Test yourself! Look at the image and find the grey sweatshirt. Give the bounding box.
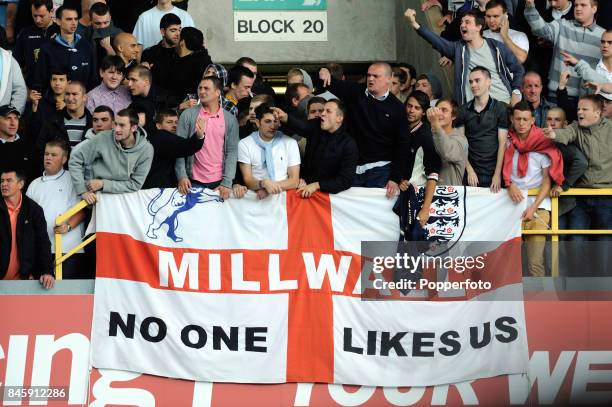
[0,48,27,113]
[553,118,612,188]
[432,127,469,186]
[69,127,154,195]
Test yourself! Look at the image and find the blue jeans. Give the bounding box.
[352,164,391,188]
[564,196,612,276]
[568,196,612,241]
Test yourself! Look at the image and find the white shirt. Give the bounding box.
[0,134,19,143]
[238,134,301,181]
[595,60,612,99]
[596,60,612,81]
[133,6,195,49]
[408,147,426,187]
[510,151,551,211]
[26,170,85,254]
[552,1,573,20]
[483,29,530,53]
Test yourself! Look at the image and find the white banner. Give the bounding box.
[90,187,529,386]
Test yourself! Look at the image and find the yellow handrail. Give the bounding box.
[52,188,612,280]
[54,200,96,280]
[525,188,612,277]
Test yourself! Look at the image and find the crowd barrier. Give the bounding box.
[53,188,612,280]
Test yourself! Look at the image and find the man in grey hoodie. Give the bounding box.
[69,108,154,204]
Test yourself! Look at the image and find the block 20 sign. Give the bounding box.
[233,0,328,42]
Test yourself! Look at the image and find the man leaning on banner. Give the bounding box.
[238,103,300,200]
[503,101,564,277]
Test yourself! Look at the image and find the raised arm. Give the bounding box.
[543,123,580,145]
[404,8,457,59]
[524,0,559,43]
[272,106,320,139]
[318,67,362,101]
[499,15,528,64]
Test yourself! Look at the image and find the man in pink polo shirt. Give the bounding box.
[175,76,239,199]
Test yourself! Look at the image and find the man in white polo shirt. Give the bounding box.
[133,0,194,50]
[26,139,87,279]
[238,104,300,200]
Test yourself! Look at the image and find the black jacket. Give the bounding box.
[143,129,205,189]
[285,115,358,194]
[0,136,31,176]
[24,91,62,142]
[36,108,93,150]
[557,143,588,216]
[163,49,213,100]
[13,23,60,87]
[556,87,577,123]
[405,122,442,181]
[34,109,93,174]
[326,77,410,183]
[0,195,53,279]
[141,41,178,91]
[132,85,179,124]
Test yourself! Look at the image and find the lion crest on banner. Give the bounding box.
[146,188,222,242]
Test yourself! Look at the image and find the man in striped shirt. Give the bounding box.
[35,81,92,174]
[524,0,604,102]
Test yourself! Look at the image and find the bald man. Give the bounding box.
[319,62,410,197]
[113,32,139,71]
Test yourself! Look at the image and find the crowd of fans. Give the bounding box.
[0,0,610,288]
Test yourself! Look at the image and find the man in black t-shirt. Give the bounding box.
[455,66,509,191]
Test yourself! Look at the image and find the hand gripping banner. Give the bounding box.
[90,187,529,386]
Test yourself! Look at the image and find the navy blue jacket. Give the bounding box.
[326,78,411,183]
[33,34,96,91]
[416,26,524,104]
[13,23,60,87]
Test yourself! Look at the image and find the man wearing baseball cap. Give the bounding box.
[0,105,30,176]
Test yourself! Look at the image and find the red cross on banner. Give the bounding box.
[91,187,529,387]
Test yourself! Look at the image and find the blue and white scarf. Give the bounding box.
[249,131,284,181]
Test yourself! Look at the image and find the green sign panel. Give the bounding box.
[233,0,327,11]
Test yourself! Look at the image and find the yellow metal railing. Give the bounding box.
[54,200,96,280]
[53,188,612,279]
[523,188,612,277]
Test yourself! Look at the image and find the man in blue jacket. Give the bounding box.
[404,7,523,106]
[13,0,59,87]
[33,5,96,92]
